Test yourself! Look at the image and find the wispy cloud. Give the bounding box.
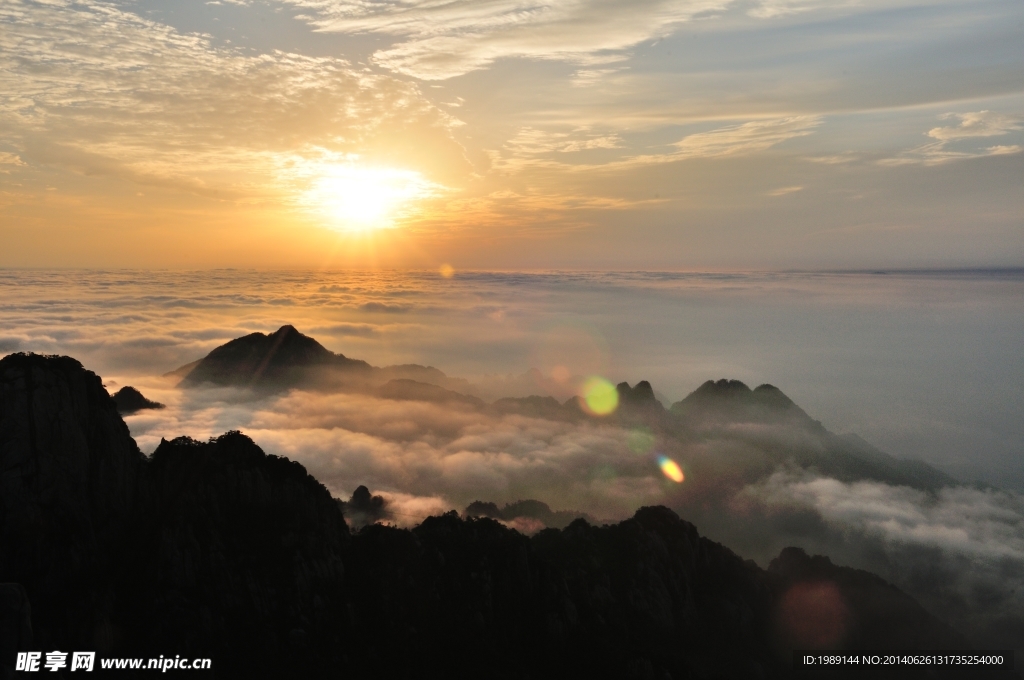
[0,0,462,197]
[927,111,1022,141]
[281,0,734,79]
[488,116,821,178]
[671,116,820,159]
[766,186,803,196]
[882,111,1023,165]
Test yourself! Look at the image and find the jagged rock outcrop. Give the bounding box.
[616,380,663,410]
[111,386,164,414]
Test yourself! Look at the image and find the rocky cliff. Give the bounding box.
[0,354,146,654]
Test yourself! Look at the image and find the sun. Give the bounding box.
[304,165,434,232]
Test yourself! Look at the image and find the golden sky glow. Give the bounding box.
[0,0,1022,267]
[302,164,438,232]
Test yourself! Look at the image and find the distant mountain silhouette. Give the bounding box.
[173,324,960,495]
[672,379,810,424]
[111,385,164,414]
[617,379,663,409]
[178,324,371,389]
[172,325,476,396]
[338,484,390,529]
[1,353,995,679]
[664,378,958,491]
[377,378,485,406]
[465,499,595,529]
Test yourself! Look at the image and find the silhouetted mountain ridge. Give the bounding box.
[0,353,992,679]
[174,325,477,396]
[179,324,370,389]
[465,499,596,529]
[671,379,810,424]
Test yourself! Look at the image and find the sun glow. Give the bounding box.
[304,165,434,232]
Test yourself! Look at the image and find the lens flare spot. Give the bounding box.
[439,264,455,278]
[581,376,619,415]
[775,581,848,648]
[657,455,685,483]
[628,427,655,454]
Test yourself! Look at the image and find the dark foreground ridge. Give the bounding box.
[0,354,1001,679]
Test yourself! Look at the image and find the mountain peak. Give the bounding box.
[271,324,298,336]
[615,380,663,411]
[112,386,165,414]
[671,377,808,422]
[179,324,366,389]
[694,378,752,395]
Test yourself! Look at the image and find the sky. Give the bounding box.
[2,0,1023,268]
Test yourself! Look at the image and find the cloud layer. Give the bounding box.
[0,0,463,198]
[3,268,1022,492]
[284,0,732,79]
[881,111,1023,165]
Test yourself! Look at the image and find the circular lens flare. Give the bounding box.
[628,427,655,454]
[581,376,619,415]
[657,455,685,483]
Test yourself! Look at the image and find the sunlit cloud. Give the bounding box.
[765,186,804,196]
[282,0,734,80]
[927,111,1022,141]
[671,116,821,159]
[881,111,1024,165]
[0,0,461,214]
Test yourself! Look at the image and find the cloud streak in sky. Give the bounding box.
[284,0,733,79]
[882,111,1024,165]
[0,0,463,195]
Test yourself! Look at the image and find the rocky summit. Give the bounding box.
[0,353,1001,679]
[111,386,164,414]
[177,324,371,390]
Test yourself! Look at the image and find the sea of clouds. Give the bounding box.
[3,268,1024,646]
